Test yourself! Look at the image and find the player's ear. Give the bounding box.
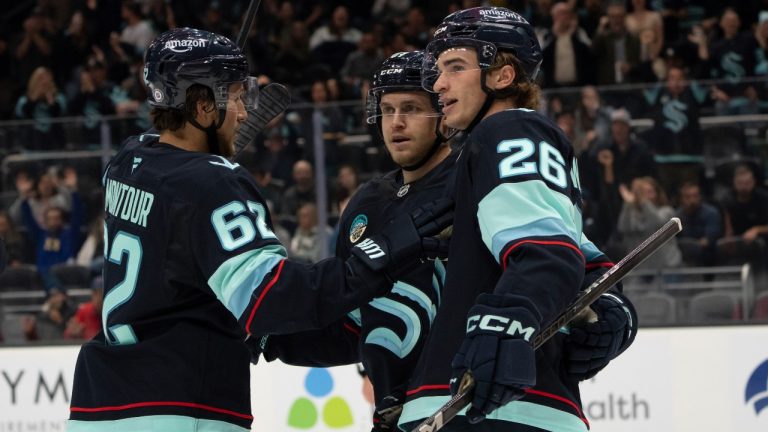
[195,99,217,126]
[490,64,516,91]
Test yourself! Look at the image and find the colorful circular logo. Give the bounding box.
[349,215,368,244]
[287,368,354,429]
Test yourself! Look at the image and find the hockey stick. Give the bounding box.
[411,217,683,432]
[230,0,292,159]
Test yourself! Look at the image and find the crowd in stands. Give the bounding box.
[3,0,768,341]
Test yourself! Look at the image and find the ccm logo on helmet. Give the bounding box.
[164,39,208,53]
[467,314,535,341]
[380,68,403,76]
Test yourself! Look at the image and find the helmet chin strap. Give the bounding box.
[464,69,496,133]
[188,108,228,156]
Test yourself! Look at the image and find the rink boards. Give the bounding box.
[0,325,766,431]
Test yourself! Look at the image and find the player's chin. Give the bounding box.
[442,113,466,131]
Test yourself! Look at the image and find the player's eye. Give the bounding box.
[448,64,465,73]
[381,106,395,115]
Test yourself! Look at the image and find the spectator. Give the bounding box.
[11,170,74,226]
[0,211,31,266]
[335,164,360,214]
[309,5,362,70]
[625,0,665,79]
[11,7,54,87]
[539,1,594,88]
[580,108,655,247]
[617,176,682,271]
[577,0,606,39]
[64,286,103,340]
[643,65,708,155]
[399,7,430,48]
[69,59,117,144]
[754,11,768,75]
[340,32,383,91]
[573,85,611,155]
[29,289,75,341]
[20,186,83,291]
[119,1,156,54]
[372,0,412,23]
[53,10,93,89]
[13,66,67,150]
[676,181,722,265]
[592,2,643,85]
[309,5,362,50]
[273,21,312,85]
[290,202,333,263]
[722,165,768,242]
[302,80,346,171]
[697,8,757,90]
[282,160,317,219]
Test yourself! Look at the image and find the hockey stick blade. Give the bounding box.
[410,217,682,432]
[233,83,291,159]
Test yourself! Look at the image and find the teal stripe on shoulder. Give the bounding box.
[68,415,250,432]
[478,180,582,262]
[579,233,606,262]
[398,397,587,432]
[208,244,287,319]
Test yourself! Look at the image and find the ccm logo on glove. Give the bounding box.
[466,314,536,342]
[355,238,386,259]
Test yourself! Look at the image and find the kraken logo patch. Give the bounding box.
[349,214,368,243]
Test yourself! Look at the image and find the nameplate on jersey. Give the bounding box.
[105,178,155,228]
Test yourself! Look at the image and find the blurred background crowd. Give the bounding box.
[2,0,768,343]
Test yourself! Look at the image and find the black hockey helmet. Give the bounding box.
[366,51,439,124]
[143,27,255,112]
[422,7,542,92]
[366,51,454,172]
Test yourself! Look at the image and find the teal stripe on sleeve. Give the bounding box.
[208,244,287,319]
[579,232,605,262]
[477,180,582,262]
[68,415,250,432]
[398,397,587,432]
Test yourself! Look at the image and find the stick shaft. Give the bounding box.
[411,218,682,432]
[237,0,261,50]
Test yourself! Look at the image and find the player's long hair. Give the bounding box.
[489,51,541,111]
[150,84,216,132]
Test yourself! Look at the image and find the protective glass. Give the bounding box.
[221,76,259,112]
[421,38,497,93]
[365,87,441,125]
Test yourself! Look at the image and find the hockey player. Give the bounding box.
[394,7,637,431]
[67,28,452,432]
[255,50,457,430]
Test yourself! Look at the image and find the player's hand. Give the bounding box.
[450,293,540,424]
[349,197,453,276]
[564,292,637,381]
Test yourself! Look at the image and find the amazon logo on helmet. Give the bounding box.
[143,27,248,110]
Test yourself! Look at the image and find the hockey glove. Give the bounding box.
[565,292,637,381]
[349,197,453,278]
[451,293,541,424]
[371,392,404,431]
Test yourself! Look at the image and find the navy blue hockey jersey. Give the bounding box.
[69,134,392,431]
[266,150,458,411]
[399,109,612,431]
